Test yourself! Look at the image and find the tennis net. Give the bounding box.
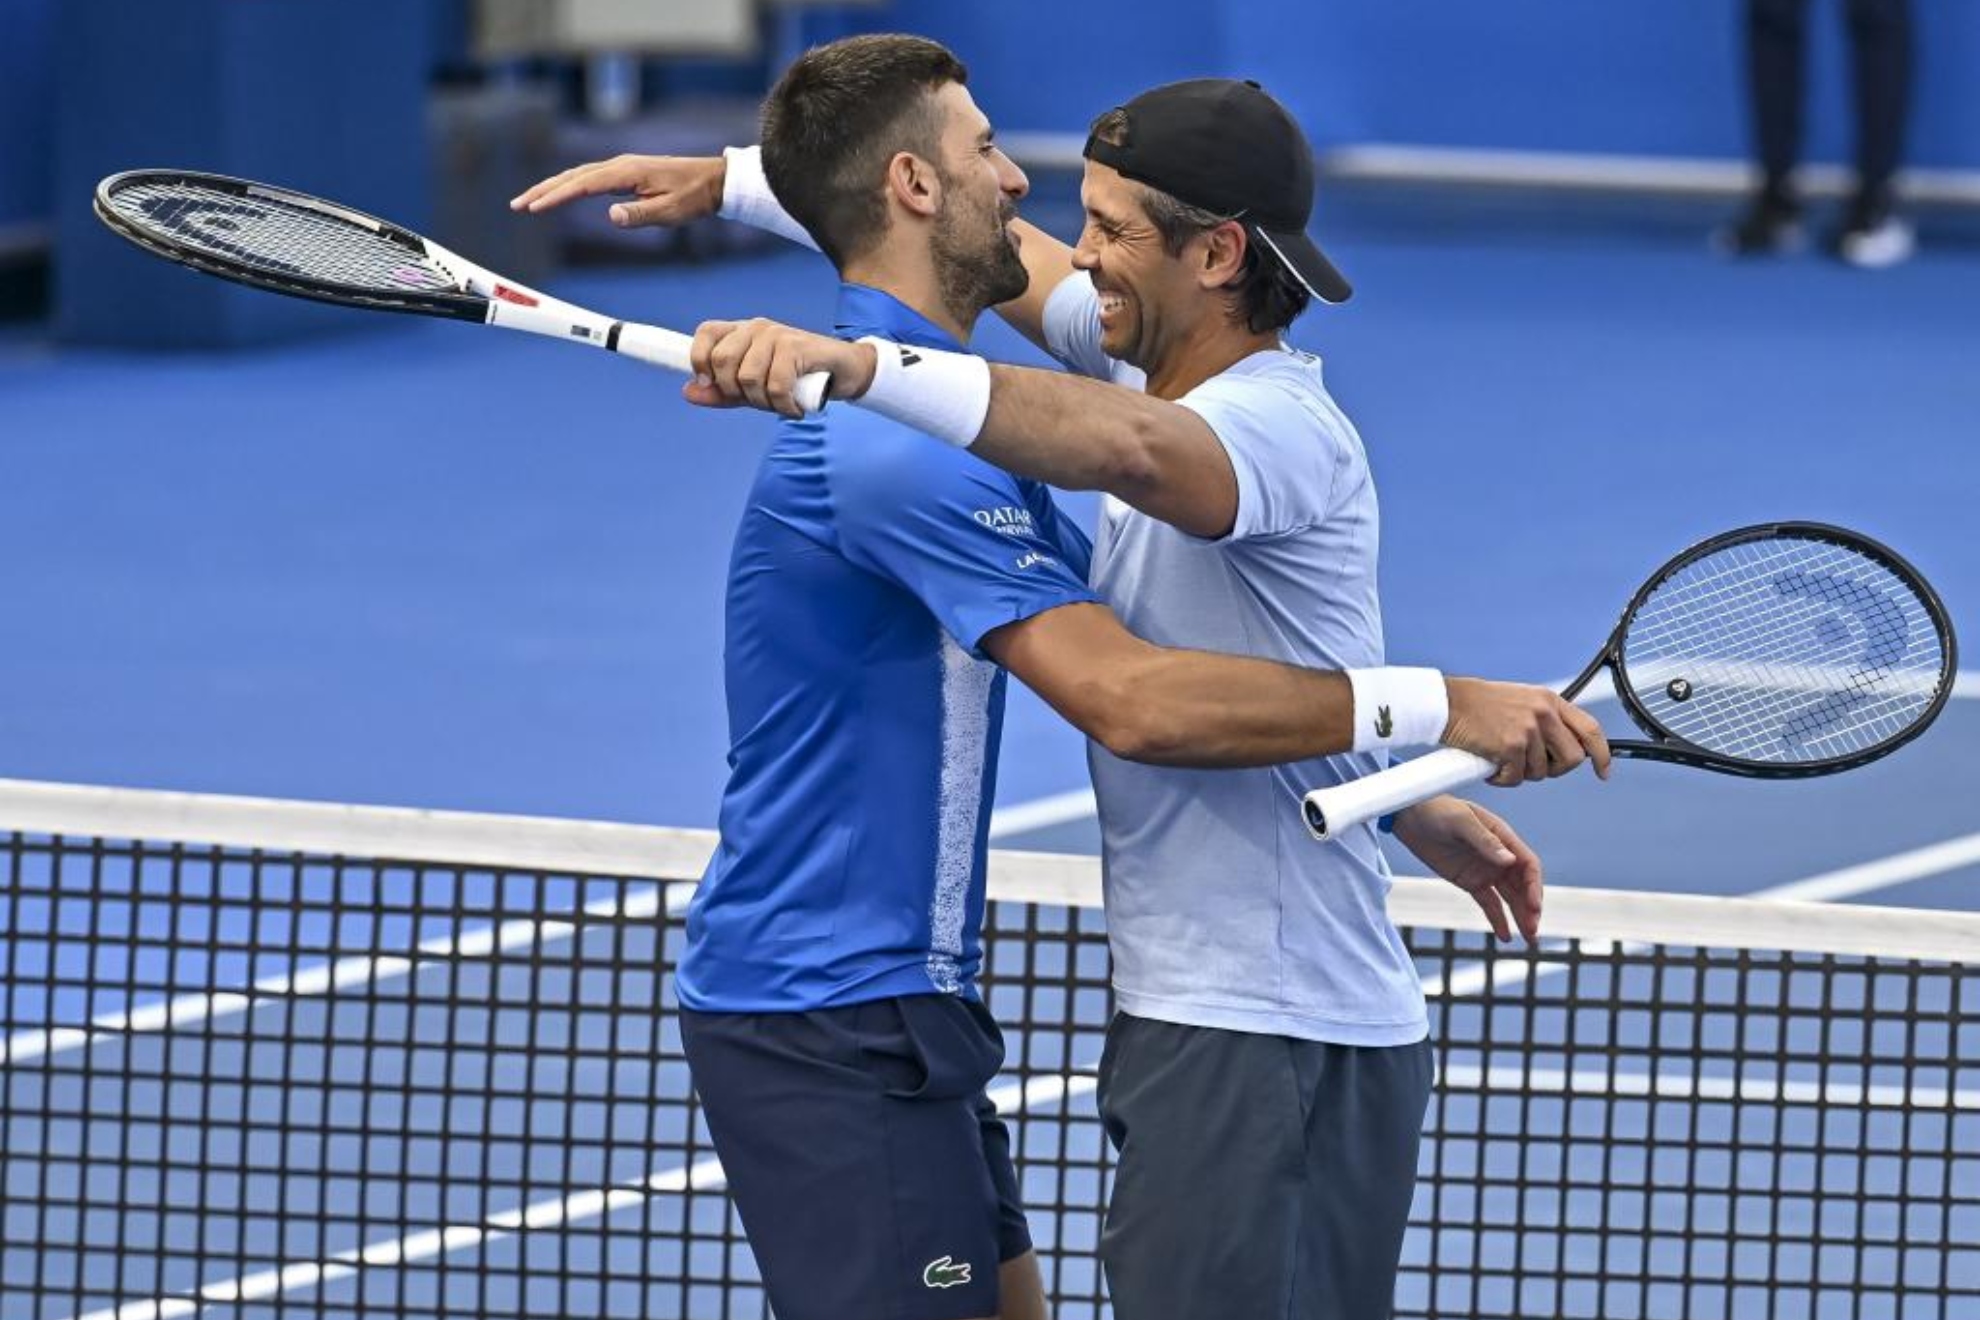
[1,778,1974,1320]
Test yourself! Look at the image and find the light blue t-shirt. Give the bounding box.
[676,284,1098,1013]
[1044,272,1428,1046]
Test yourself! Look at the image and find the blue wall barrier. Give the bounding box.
[881,0,1978,170]
[54,0,432,347]
[0,0,55,233]
[15,1,1979,296]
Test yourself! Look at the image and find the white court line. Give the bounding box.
[68,1146,735,1320]
[1427,830,1980,999]
[1438,1063,1977,1112]
[1427,828,1980,999]
[1759,830,1980,903]
[1563,666,1976,704]
[988,787,1096,839]
[0,883,690,1068]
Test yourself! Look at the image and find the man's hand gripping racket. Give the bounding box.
[92,169,833,414]
[1306,522,1958,841]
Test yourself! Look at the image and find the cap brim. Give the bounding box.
[1251,225,1352,305]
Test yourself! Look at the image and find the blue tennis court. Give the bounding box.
[4,7,1978,1317]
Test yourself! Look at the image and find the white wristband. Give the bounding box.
[718,145,821,252]
[1346,667,1449,752]
[854,338,992,448]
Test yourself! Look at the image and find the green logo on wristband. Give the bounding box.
[1374,705,1394,739]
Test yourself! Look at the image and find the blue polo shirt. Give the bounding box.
[676,285,1098,1012]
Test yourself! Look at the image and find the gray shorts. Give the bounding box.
[1097,1013,1434,1320]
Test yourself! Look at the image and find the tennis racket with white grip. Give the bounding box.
[94,169,830,413]
[1303,522,1957,841]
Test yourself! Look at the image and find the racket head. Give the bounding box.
[94,170,486,322]
[1603,522,1956,777]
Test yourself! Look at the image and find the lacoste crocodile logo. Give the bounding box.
[923,1256,972,1289]
[1374,705,1394,739]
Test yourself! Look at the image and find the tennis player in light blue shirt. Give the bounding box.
[1039,279,1428,1044]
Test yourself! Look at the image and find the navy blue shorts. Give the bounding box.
[680,994,1032,1320]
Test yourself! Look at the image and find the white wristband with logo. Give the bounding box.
[718,146,822,252]
[854,338,992,448]
[1346,667,1449,752]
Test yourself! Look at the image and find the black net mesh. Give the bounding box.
[1,823,1973,1320]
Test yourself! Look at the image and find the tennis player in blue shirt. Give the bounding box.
[517,34,1606,1320]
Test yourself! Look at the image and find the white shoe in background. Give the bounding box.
[1834,194,1917,269]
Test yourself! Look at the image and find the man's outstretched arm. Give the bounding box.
[510,149,822,250]
[981,601,1610,786]
[993,597,1561,934]
[992,218,1079,352]
[689,319,1250,538]
[514,155,1188,527]
[511,153,732,231]
[509,147,1079,348]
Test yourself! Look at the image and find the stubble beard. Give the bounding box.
[932,191,1029,330]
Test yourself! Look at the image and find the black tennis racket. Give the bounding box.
[94,169,828,411]
[1304,522,1957,840]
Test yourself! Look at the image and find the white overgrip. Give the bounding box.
[1301,747,1497,842]
[607,321,693,372]
[613,321,830,415]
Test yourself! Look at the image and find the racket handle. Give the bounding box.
[1301,747,1496,842]
[791,371,830,415]
[612,322,830,416]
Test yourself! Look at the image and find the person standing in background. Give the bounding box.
[1717,0,1915,267]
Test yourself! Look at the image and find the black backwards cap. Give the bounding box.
[1082,78,1351,304]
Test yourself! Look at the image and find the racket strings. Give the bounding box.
[1626,543,1941,759]
[1638,577,1930,708]
[103,181,456,295]
[1620,537,1946,764]
[1630,559,1936,757]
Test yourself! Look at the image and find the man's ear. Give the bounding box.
[1198,220,1249,290]
[885,151,942,220]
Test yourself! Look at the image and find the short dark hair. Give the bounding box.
[1087,108,1311,334]
[760,35,969,266]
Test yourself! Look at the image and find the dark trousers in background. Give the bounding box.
[1748,0,1913,196]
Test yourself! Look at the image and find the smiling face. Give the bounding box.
[1072,160,1217,372]
[925,81,1031,322]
